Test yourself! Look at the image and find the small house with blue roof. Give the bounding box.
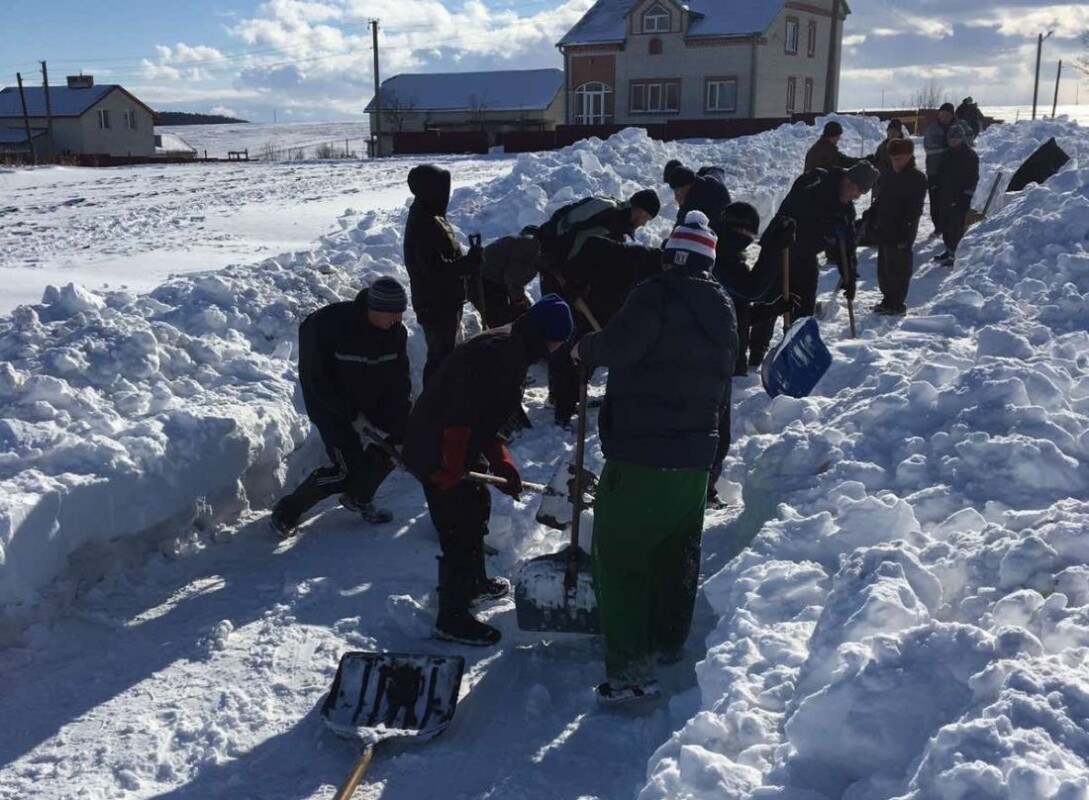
[557,0,850,124]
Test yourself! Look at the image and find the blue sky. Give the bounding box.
[3,0,1087,122]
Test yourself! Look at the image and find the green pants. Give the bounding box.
[591,460,707,683]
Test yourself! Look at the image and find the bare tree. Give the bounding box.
[911,79,948,109]
[467,93,491,131]
[381,89,417,132]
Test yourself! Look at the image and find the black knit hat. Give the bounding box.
[846,161,879,193]
[629,189,661,218]
[721,202,761,238]
[823,121,844,137]
[887,118,904,131]
[366,276,408,313]
[939,102,955,114]
[667,166,696,189]
[663,159,683,183]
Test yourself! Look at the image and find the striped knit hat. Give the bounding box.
[366,276,408,313]
[663,210,718,271]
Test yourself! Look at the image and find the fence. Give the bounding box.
[391,131,490,155]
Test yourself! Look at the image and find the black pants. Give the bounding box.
[470,278,525,330]
[941,203,969,256]
[419,307,462,385]
[424,470,491,615]
[733,298,752,373]
[709,401,733,489]
[749,250,820,359]
[927,176,942,230]
[877,244,913,308]
[277,420,393,524]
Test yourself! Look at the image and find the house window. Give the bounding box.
[629,80,680,113]
[649,37,663,55]
[97,109,111,129]
[785,17,799,55]
[786,77,797,112]
[705,79,738,113]
[575,82,613,124]
[808,21,818,57]
[643,3,670,33]
[804,78,814,112]
[124,110,138,130]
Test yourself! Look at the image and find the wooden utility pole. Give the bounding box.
[371,18,383,158]
[41,61,55,162]
[16,72,37,165]
[1052,60,1063,118]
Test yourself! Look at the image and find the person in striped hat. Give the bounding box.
[269,276,411,538]
[572,211,737,705]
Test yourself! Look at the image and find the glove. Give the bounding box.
[429,426,471,490]
[764,293,803,318]
[510,292,532,315]
[777,217,797,249]
[484,440,522,498]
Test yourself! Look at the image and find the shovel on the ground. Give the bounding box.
[322,651,466,799]
[515,368,601,634]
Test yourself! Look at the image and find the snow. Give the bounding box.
[156,121,372,160]
[1,112,1088,799]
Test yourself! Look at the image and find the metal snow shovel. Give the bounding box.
[965,171,1004,229]
[515,368,601,634]
[322,651,466,799]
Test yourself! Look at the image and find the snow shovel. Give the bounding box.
[322,651,465,799]
[515,367,601,634]
[838,238,857,339]
[760,316,833,399]
[965,171,1003,229]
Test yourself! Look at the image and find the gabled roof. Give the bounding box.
[364,69,565,113]
[558,0,788,47]
[0,85,154,119]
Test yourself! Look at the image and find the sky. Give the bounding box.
[3,0,1088,123]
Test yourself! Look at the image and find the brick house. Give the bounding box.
[557,0,850,125]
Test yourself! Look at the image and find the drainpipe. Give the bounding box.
[749,36,758,117]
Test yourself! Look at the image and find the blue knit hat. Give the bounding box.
[526,294,574,343]
[366,277,408,313]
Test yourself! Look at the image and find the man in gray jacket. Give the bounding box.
[572,210,737,705]
[923,103,956,232]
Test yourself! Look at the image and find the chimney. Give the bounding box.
[66,75,94,89]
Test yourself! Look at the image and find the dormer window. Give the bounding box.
[643,4,670,34]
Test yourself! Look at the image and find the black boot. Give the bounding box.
[467,540,511,607]
[433,556,501,646]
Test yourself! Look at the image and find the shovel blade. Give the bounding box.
[761,317,832,399]
[535,462,598,531]
[514,546,601,634]
[321,652,466,744]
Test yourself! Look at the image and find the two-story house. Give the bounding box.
[557,0,849,125]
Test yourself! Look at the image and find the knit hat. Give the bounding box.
[823,121,844,137]
[663,159,683,183]
[947,123,969,141]
[721,201,761,239]
[939,102,955,114]
[526,294,574,343]
[663,210,718,271]
[366,277,408,313]
[888,138,915,157]
[629,189,661,218]
[846,161,879,193]
[887,118,904,132]
[666,165,696,189]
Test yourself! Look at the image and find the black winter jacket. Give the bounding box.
[481,233,542,296]
[298,289,411,440]
[403,165,470,319]
[804,137,860,173]
[937,145,980,209]
[537,197,635,266]
[401,316,548,478]
[763,168,857,258]
[871,165,927,246]
[712,230,780,302]
[677,167,732,225]
[578,264,737,470]
[561,236,662,327]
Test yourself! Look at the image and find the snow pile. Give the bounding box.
[640,117,1089,799]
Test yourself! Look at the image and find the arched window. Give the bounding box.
[649,37,663,55]
[574,82,613,124]
[642,4,670,34]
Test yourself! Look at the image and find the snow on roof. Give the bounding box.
[155,132,197,154]
[558,0,785,47]
[364,69,564,113]
[0,85,148,119]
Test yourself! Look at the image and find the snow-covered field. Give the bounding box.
[1,115,1088,799]
[156,121,372,160]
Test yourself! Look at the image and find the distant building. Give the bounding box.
[364,68,566,154]
[557,0,849,124]
[154,132,197,159]
[0,76,156,158]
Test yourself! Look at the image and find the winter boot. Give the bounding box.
[748,348,766,368]
[595,679,662,706]
[339,494,393,524]
[433,556,501,646]
[269,499,300,539]
[467,540,511,606]
[733,357,749,377]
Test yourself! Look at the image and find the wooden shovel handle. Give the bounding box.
[333,745,375,800]
[467,471,547,494]
[838,238,857,339]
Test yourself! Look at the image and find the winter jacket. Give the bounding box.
[481,233,542,296]
[712,229,779,302]
[577,264,738,470]
[923,119,952,175]
[763,168,857,258]
[298,289,411,441]
[869,139,894,199]
[562,236,662,328]
[936,145,980,210]
[401,315,548,478]
[956,103,982,136]
[870,164,928,246]
[403,164,471,319]
[536,197,635,266]
[803,136,860,173]
[676,167,732,226]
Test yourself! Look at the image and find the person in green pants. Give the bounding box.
[573,210,738,704]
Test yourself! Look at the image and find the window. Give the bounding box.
[97,109,111,129]
[808,21,818,57]
[643,3,670,33]
[804,78,814,112]
[575,82,613,124]
[786,77,797,113]
[124,110,138,130]
[629,80,680,113]
[705,79,738,112]
[649,37,663,55]
[785,18,799,55]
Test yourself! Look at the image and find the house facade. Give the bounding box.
[0,76,156,158]
[364,68,565,155]
[557,0,849,125]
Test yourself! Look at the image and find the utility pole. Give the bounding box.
[1052,60,1063,118]
[16,72,36,166]
[41,61,54,162]
[1032,31,1053,120]
[371,18,383,158]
